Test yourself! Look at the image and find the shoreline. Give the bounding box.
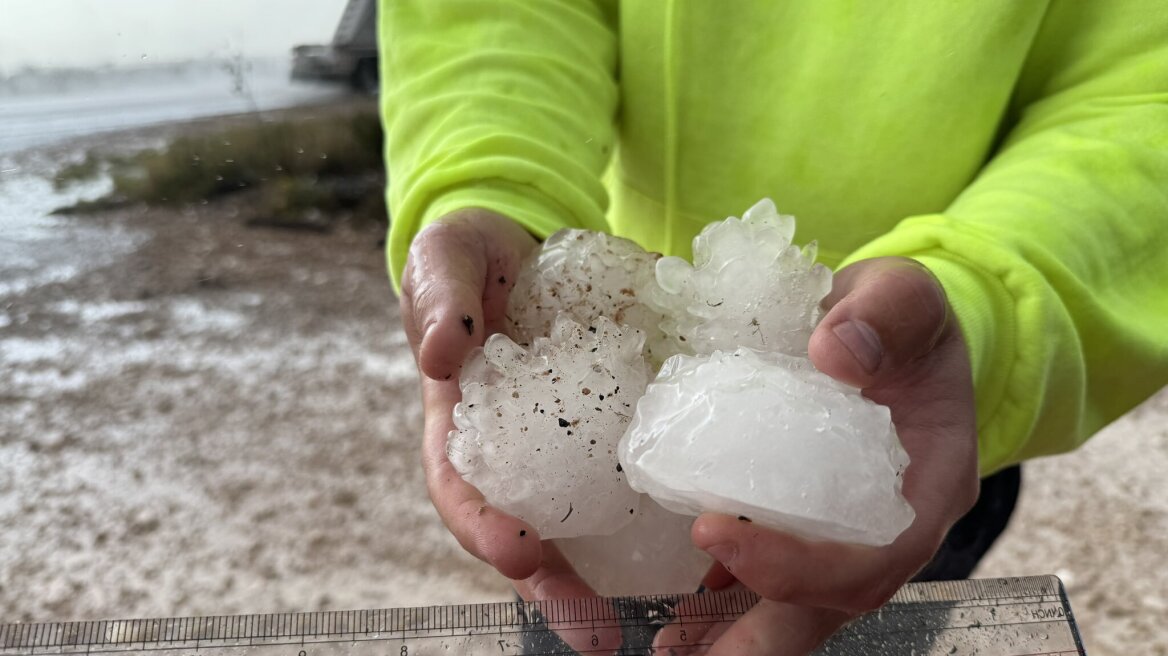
[1,98,376,166]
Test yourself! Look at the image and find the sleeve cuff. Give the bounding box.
[841,216,1024,476]
[387,180,593,294]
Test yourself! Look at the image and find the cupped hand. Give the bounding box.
[401,210,619,650]
[666,257,981,654]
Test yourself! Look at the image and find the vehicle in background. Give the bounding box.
[291,0,378,94]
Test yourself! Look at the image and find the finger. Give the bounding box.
[400,211,535,381]
[512,541,597,601]
[690,512,940,614]
[701,561,737,591]
[401,221,490,381]
[513,544,623,655]
[809,257,951,389]
[421,376,543,580]
[651,583,747,653]
[707,601,851,656]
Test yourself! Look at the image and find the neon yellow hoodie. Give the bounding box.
[380,1,1168,476]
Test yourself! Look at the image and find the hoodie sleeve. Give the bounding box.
[379,0,619,292]
[844,1,1168,475]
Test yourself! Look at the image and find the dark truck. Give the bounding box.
[291,0,379,94]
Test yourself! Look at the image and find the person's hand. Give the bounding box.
[401,209,623,651]
[659,256,981,654]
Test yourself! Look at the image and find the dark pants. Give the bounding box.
[912,464,1022,581]
[522,465,1022,652]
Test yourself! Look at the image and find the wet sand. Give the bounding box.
[0,127,1165,655]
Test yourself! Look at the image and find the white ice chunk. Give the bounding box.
[507,229,673,365]
[556,496,712,596]
[619,348,914,546]
[644,198,833,357]
[450,315,649,539]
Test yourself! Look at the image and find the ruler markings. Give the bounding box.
[879,596,1062,613]
[0,623,1082,656]
[836,617,1076,640]
[4,596,1065,647]
[0,577,1080,656]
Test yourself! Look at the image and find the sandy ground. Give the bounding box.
[1,126,1165,654]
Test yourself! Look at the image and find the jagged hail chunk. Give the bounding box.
[449,315,649,539]
[618,347,915,546]
[644,199,833,357]
[506,229,672,365]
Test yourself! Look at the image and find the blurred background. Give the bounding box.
[0,2,1164,655]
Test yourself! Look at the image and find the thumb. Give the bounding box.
[808,257,951,389]
[400,220,489,382]
[400,210,535,382]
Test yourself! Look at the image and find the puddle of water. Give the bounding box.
[0,167,145,302]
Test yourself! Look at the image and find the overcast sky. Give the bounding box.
[0,0,350,73]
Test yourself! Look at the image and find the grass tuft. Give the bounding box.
[53,108,386,228]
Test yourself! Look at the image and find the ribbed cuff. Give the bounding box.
[841,216,1022,476]
[387,181,585,293]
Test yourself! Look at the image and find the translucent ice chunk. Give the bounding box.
[507,229,673,365]
[556,496,712,596]
[619,348,914,546]
[450,315,649,539]
[644,199,833,357]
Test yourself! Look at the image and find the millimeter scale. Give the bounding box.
[1,576,1084,655]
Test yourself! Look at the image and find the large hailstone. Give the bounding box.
[506,229,673,365]
[449,315,648,539]
[555,496,712,597]
[644,198,833,357]
[619,348,915,547]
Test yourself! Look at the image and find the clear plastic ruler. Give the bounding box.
[0,575,1084,655]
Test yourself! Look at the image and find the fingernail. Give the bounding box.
[705,543,737,566]
[833,320,882,374]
